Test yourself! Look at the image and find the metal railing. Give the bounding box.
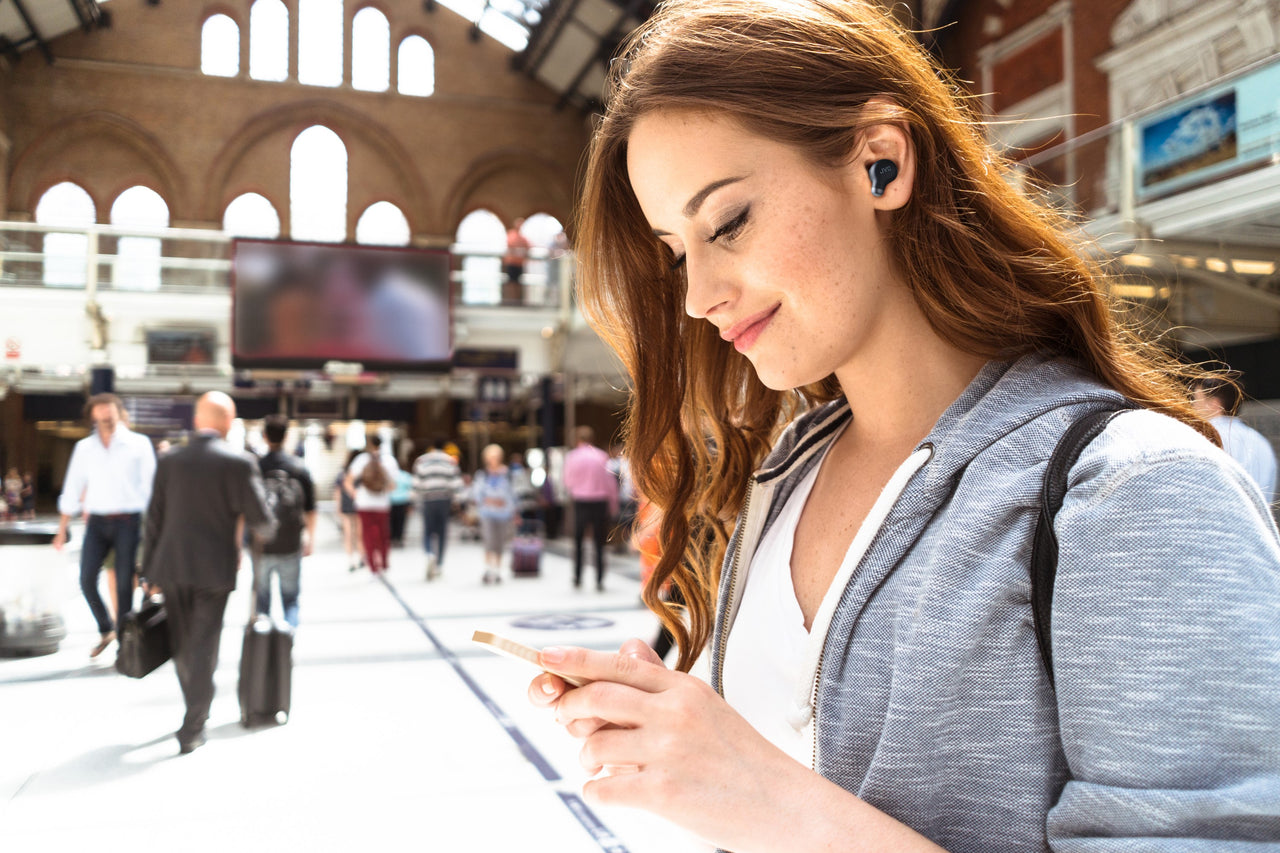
[0,220,573,310]
[1011,53,1280,229]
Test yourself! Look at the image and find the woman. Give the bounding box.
[527,2,1280,850]
[472,443,516,585]
[334,449,364,572]
[344,436,399,574]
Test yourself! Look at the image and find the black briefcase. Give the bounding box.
[116,597,171,678]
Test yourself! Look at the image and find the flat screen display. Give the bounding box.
[232,239,452,371]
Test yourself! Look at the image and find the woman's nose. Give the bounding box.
[683,259,732,320]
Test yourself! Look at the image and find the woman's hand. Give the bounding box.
[526,638,818,851]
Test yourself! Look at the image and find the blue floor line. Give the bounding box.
[377,573,632,853]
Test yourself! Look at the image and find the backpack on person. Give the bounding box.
[260,467,306,548]
[360,453,389,493]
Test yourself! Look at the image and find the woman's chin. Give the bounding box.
[750,361,820,393]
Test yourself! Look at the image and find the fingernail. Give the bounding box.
[541,646,566,663]
[540,680,557,696]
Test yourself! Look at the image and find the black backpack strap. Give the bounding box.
[1031,406,1136,690]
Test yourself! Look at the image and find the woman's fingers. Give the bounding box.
[529,639,664,708]
[578,724,651,775]
[538,644,670,693]
[617,636,664,665]
[555,677,663,729]
[527,671,566,708]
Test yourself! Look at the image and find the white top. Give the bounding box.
[347,451,401,510]
[1211,414,1277,503]
[723,436,933,768]
[57,424,156,516]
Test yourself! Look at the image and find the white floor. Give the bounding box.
[0,516,714,853]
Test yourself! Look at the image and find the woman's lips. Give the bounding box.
[721,304,781,354]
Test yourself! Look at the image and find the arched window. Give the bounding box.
[356,201,410,246]
[35,182,96,288]
[298,0,343,87]
[515,212,565,304]
[110,186,170,291]
[455,209,505,305]
[223,192,281,239]
[201,14,240,77]
[520,213,564,248]
[290,125,347,242]
[397,35,434,97]
[250,0,288,82]
[352,7,390,92]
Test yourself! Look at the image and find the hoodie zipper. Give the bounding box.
[716,473,758,697]
[807,442,933,772]
[810,647,823,770]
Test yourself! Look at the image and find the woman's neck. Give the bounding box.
[835,321,986,450]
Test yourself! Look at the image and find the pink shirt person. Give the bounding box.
[563,433,618,516]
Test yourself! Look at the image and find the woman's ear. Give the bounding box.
[851,112,915,211]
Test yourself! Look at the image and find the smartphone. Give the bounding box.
[471,630,589,687]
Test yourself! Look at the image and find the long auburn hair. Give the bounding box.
[573,0,1218,672]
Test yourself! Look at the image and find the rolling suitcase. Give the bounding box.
[238,614,293,726]
[511,520,543,577]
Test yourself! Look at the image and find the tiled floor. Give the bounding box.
[0,516,713,853]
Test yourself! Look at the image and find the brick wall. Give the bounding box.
[1,0,590,239]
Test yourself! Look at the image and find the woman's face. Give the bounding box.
[626,110,913,391]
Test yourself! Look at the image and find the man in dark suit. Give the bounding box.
[143,392,275,755]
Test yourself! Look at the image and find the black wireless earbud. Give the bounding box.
[868,159,899,197]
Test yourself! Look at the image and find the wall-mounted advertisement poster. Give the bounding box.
[1141,91,1237,188]
[1137,60,1280,199]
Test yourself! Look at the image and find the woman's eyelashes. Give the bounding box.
[708,206,750,245]
[666,206,751,271]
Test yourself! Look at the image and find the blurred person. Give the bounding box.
[143,392,274,755]
[411,435,463,580]
[538,462,564,540]
[388,465,414,547]
[54,393,156,658]
[525,1,1280,849]
[503,217,531,303]
[252,414,316,628]
[334,449,364,572]
[1192,375,1278,503]
[508,452,539,529]
[472,444,516,585]
[606,445,637,553]
[4,466,21,519]
[20,470,35,519]
[344,434,399,574]
[562,426,618,591]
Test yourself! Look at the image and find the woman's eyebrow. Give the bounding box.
[652,175,747,237]
[683,176,746,217]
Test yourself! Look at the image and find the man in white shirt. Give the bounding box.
[1192,376,1278,504]
[53,393,157,657]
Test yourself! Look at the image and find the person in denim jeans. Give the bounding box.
[412,435,462,579]
[53,393,156,658]
[252,415,315,627]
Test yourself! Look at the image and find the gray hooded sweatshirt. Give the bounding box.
[711,355,1280,850]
